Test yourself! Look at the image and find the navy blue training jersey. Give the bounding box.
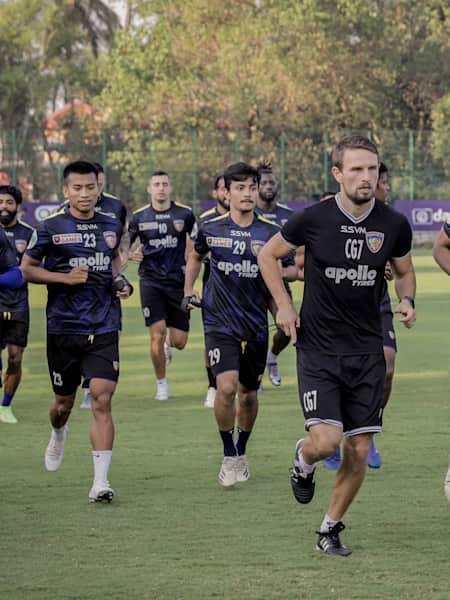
[26,206,122,335]
[281,195,412,354]
[0,220,34,312]
[128,201,196,288]
[0,227,19,273]
[195,213,280,342]
[254,202,293,227]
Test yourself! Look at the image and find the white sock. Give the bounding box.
[295,445,317,476]
[92,450,112,483]
[320,513,338,533]
[157,378,168,385]
[52,425,66,440]
[267,350,277,364]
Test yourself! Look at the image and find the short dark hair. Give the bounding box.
[379,162,388,176]
[331,135,379,170]
[213,174,224,190]
[223,162,259,191]
[150,170,170,179]
[63,161,98,183]
[0,185,23,204]
[93,162,104,174]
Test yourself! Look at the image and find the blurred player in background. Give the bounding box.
[432,220,450,502]
[194,174,229,408]
[22,161,132,503]
[0,185,34,423]
[184,162,280,487]
[254,163,294,387]
[128,171,195,401]
[259,136,416,556]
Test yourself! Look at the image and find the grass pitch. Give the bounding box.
[0,251,449,600]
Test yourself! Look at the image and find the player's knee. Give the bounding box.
[217,380,238,403]
[7,353,22,371]
[344,435,371,465]
[172,338,187,350]
[309,426,342,458]
[91,394,112,414]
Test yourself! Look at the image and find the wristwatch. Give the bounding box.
[402,295,415,309]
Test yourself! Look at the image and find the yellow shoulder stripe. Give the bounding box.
[256,214,278,226]
[174,201,193,211]
[45,208,66,220]
[206,213,228,224]
[18,219,35,230]
[199,207,217,219]
[133,203,151,215]
[276,202,292,211]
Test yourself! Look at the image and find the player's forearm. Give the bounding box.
[394,269,416,300]
[258,253,293,307]
[0,266,24,289]
[21,264,68,285]
[432,245,450,275]
[184,255,203,295]
[118,230,130,271]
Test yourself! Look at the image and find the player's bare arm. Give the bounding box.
[21,255,88,285]
[258,232,299,342]
[128,241,143,263]
[391,254,416,328]
[184,248,206,306]
[432,226,450,275]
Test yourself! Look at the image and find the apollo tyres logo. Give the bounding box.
[325,265,377,286]
[69,252,111,272]
[217,260,259,278]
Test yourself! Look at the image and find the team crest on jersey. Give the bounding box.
[15,239,27,253]
[366,231,384,253]
[173,219,184,232]
[250,240,265,256]
[103,231,117,249]
[52,233,82,245]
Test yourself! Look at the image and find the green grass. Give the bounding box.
[1,251,449,600]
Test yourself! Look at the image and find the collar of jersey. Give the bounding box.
[335,193,375,224]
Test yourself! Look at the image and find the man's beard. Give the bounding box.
[0,209,17,226]
[217,197,229,211]
[345,186,373,206]
[259,191,277,204]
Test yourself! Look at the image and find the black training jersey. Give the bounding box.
[0,220,34,312]
[128,201,195,288]
[26,206,122,335]
[254,202,293,227]
[195,213,279,342]
[0,227,19,273]
[281,195,412,354]
[60,192,127,228]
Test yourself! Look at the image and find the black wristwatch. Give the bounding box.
[402,295,415,309]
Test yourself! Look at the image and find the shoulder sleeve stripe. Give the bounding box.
[102,191,119,200]
[45,208,66,220]
[133,203,151,215]
[206,213,228,223]
[174,201,193,211]
[257,214,280,227]
[199,208,216,219]
[276,202,293,211]
[18,220,35,230]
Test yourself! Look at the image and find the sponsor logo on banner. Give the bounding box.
[173,219,184,232]
[15,239,27,253]
[206,236,232,248]
[139,222,158,231]
[103,231,117,249]
[412,208,433,226]
[250,240,265,256]
[365,231,384,253]
[53,233,83,245]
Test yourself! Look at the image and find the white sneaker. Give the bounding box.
[45,426,68,471]
[267,361,282,386]
[164,342,172,366]
[80,390,92,409]
[235,455,250,482]
[89,480,115,503]
[445,458,450,503]
[155,380,170,401]
[204,387,216,408]
[218,456,237,487]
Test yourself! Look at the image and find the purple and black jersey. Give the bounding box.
[0,221,34,312]
[128,202,195,288]
[281,195,412,355]
[195,213,279,342]
[26,206,122,335]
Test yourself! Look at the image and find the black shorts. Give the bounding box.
[205,332,267,390]
[381,310,397,351]
[0,311,29,348]
[47,331,119,396]
[140,281,190,331]
[296,349,386,436]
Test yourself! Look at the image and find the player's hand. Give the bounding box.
[275,301,300,343]
[394,300,416,328]
[129,244,144,263]
[181,291,202,311]
[114,273,134,299]
[384,262,394,281]
[65,266,89,285]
